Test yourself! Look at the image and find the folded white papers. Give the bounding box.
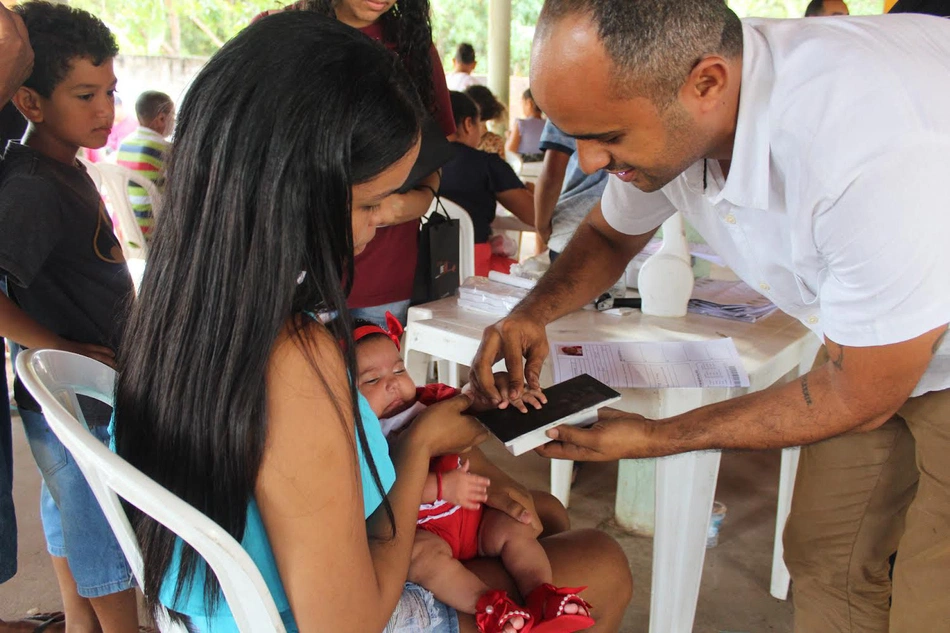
[457,276,529,316]
[687,279,777,323]
[551,339,750,389]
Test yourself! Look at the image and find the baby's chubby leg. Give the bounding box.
[478,507,553,600]
[408,528,491,613]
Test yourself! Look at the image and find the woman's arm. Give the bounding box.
[506,123,521,155]
[257,322,485,633]
[496,187,536,227]
[379,170,440,226]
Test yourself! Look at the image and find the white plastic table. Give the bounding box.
[403,297,819,633]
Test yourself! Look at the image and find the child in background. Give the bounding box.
[354,315,595,633]
[117,90,175,242]
[506,89,545,163]
[465,84,507,159]
[439,91,535,277]
[0,2,138,630]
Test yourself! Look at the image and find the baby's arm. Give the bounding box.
[421,460,489,510]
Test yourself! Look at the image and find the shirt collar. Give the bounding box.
[133,126,168,142]
[712,22,774,211]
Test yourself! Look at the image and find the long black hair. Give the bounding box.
[304,0,437,113]
[113,11,422,618]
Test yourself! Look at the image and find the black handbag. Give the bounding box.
[411,196,460,305]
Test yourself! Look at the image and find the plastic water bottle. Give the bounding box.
[706,500,727,548]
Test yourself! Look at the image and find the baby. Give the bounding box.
[353,314,594,633]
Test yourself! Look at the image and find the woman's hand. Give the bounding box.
[407,394,488,457]
[441,460,490,510]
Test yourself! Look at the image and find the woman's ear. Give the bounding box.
[12,86,43,124]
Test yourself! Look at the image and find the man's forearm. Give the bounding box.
[644,364,896,456]
[516,218,654,324]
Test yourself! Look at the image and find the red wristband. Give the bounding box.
[436,470,443,502]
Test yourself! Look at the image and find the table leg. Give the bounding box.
[549,459,574,508]
[404,347,430,386]
[649,449,722,633]
[770,446,801,600]
[614,458,656,536]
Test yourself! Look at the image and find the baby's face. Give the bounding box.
[356,336,417,418]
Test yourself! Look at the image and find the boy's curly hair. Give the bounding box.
[15,1,118,98]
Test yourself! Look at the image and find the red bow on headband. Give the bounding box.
[353,311,405,351]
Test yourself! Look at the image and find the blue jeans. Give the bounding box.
[0,336,15,584]
[19,408,134,597]
[350,300,411,329]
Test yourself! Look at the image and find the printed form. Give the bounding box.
[550,338,750,389]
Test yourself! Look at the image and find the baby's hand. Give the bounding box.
[463,372,548,413]
[441,460,490,510]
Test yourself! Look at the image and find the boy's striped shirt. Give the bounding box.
[116,126,169,242]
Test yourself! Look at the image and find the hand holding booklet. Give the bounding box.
[475,374,621,456]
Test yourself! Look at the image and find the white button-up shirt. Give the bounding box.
[601,15,950,396]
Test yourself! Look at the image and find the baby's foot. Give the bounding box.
[475,589,533,633]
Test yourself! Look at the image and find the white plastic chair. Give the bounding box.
[15,349,287,633]
[80,159,161,262]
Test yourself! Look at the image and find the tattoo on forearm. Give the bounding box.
[800,376,813,406]
[830,346,844,371]
[933,329,948,355]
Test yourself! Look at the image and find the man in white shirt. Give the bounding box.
[469,1,950,631]
[445,42,479,92]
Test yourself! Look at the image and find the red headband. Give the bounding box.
[353,311,405,351]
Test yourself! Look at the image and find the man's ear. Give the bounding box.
[12,86,44,124]
[464,116,478,135]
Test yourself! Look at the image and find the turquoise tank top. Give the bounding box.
[153,394,395,632]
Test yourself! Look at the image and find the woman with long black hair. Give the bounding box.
[115,12,631,633]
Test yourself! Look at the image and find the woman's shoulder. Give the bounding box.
[268,317,352,417]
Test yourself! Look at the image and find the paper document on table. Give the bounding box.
[550,339,750,388]
[687,278,777,323]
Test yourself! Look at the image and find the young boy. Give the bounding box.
[354,315,594,633]
[438,91,535,277]
[116,90,175,243]
[0,2,139,630]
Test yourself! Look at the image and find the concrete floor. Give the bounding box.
[1,354,795,631]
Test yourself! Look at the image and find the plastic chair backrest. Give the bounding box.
[427,197,475,282]
[15,349,287,633]
[80,159,159,261]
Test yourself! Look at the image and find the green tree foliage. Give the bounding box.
[71,0,281,57]
[72,0,884,60]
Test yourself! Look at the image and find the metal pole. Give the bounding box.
[487,0,511,134]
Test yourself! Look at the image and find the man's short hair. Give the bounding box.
[135,91,173,125]
[537,0,743,107]
[804,0,826,16]
[455,42,476,65]
[15,1,118,98]
[449,90,479,128]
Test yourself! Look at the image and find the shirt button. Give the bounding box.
[724,214,737,224]
[759,282,771,291]
[807,315,819,324]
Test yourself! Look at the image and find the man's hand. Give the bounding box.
[441,460,490,510]
[464,372,548,413]
[0,4,33,105]
[485,479,543,536]
[535,408,662,461]
[470,312,550,406]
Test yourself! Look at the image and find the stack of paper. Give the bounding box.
[457,277,529,316]
[687,279,777,323]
